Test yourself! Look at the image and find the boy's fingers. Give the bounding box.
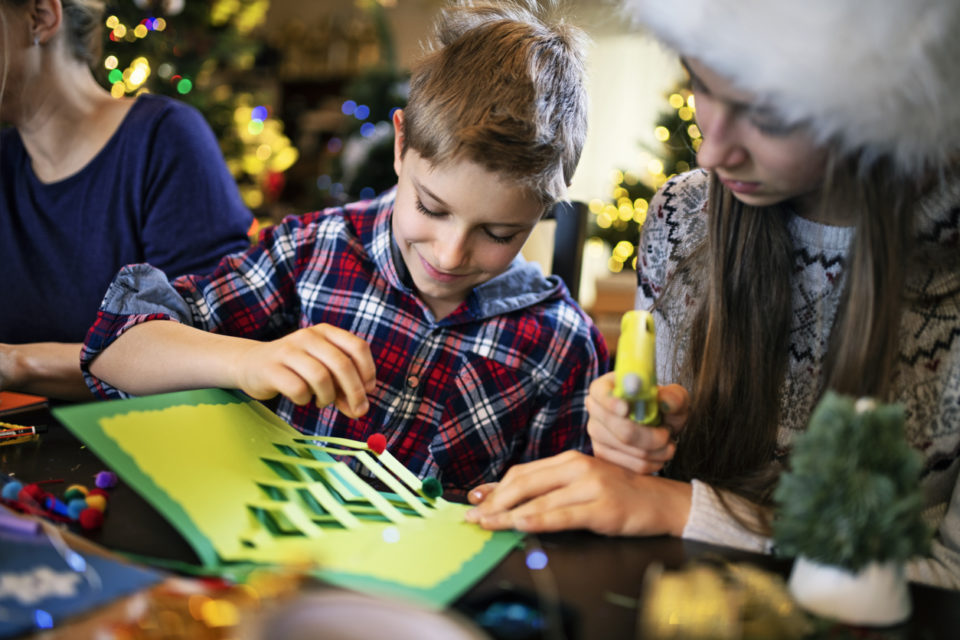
[273,364,316,406]
[333,395,367,418]
[316,325,378,389]
[280,350,336,406]
[246,362,299,402]
[299,335,371,414]
[313,329,377,407]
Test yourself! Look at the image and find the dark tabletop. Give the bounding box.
[3,405,958,640]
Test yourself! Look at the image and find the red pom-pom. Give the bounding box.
[366,433,387,455]
[88,488,109,498]
[78,507,104,530]
[19,483,48,505]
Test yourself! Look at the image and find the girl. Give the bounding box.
[467,0,960,589]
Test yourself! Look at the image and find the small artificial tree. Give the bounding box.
[773,391,930,569]
[772,391,931,624]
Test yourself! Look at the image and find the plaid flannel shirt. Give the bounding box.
[82,188,609,491]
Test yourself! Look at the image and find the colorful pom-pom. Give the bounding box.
[67,498,88,520]
[95,471,118,489]
[88,488,109,498]
[1,480,22,501]
[85,494,108,512]
[19,483,47,505]
[366,433,387,455]
[64,485,89,501]
[78,507,104,530]
[43,496,70,517]
[421,476,442,499]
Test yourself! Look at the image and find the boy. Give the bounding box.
[81,0,608,493]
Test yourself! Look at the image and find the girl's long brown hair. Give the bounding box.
[662,157,916,515]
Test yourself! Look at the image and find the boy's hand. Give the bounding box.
[233,324,377,418]
[585,371,689,474]
[465,451,692,536]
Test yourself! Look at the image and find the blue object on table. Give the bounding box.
[0,520,164,637]
[0,510,39,536]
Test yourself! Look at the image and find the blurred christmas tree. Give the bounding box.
[323,0,409,206]
[587,85,699,274]
[328,66,408,204]
[100,0,298,213]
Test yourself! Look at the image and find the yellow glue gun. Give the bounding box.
[612,310,660,425]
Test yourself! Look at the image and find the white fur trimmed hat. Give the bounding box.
[621,0,960,174]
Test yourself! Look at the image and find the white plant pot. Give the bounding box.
[788,556,911,626]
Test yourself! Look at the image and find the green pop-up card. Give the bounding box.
[54,389,521,607]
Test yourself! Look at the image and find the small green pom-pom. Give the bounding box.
[64,485,88,502]
[421,477,442,499]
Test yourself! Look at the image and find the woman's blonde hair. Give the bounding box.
[1,0,104,65]
[402,0,588,207]
[59,0,106,66]
[1,0,104,126]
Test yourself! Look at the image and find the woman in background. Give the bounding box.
[0,0,253,398]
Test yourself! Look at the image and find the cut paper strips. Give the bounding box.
[53,389,521,606]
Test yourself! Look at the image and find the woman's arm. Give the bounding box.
[906,474,960,589]
[0,342,93,400]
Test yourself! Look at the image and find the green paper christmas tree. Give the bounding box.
[772,391,931,572]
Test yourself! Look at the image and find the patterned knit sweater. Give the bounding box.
[637,169,960,589]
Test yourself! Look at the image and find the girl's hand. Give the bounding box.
[586,372,690,474]
[232,324,377,418]
[465,450,692,536]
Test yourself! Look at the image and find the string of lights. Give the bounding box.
[587,87,699,273]
[100,0,296,213]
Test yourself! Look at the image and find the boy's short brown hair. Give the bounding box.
[402,0,588,207]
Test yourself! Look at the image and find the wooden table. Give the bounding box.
[3,404,959,639]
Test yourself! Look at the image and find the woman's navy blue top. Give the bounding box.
[0,94,253,343]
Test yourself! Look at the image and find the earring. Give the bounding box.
[33,36,39,46]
